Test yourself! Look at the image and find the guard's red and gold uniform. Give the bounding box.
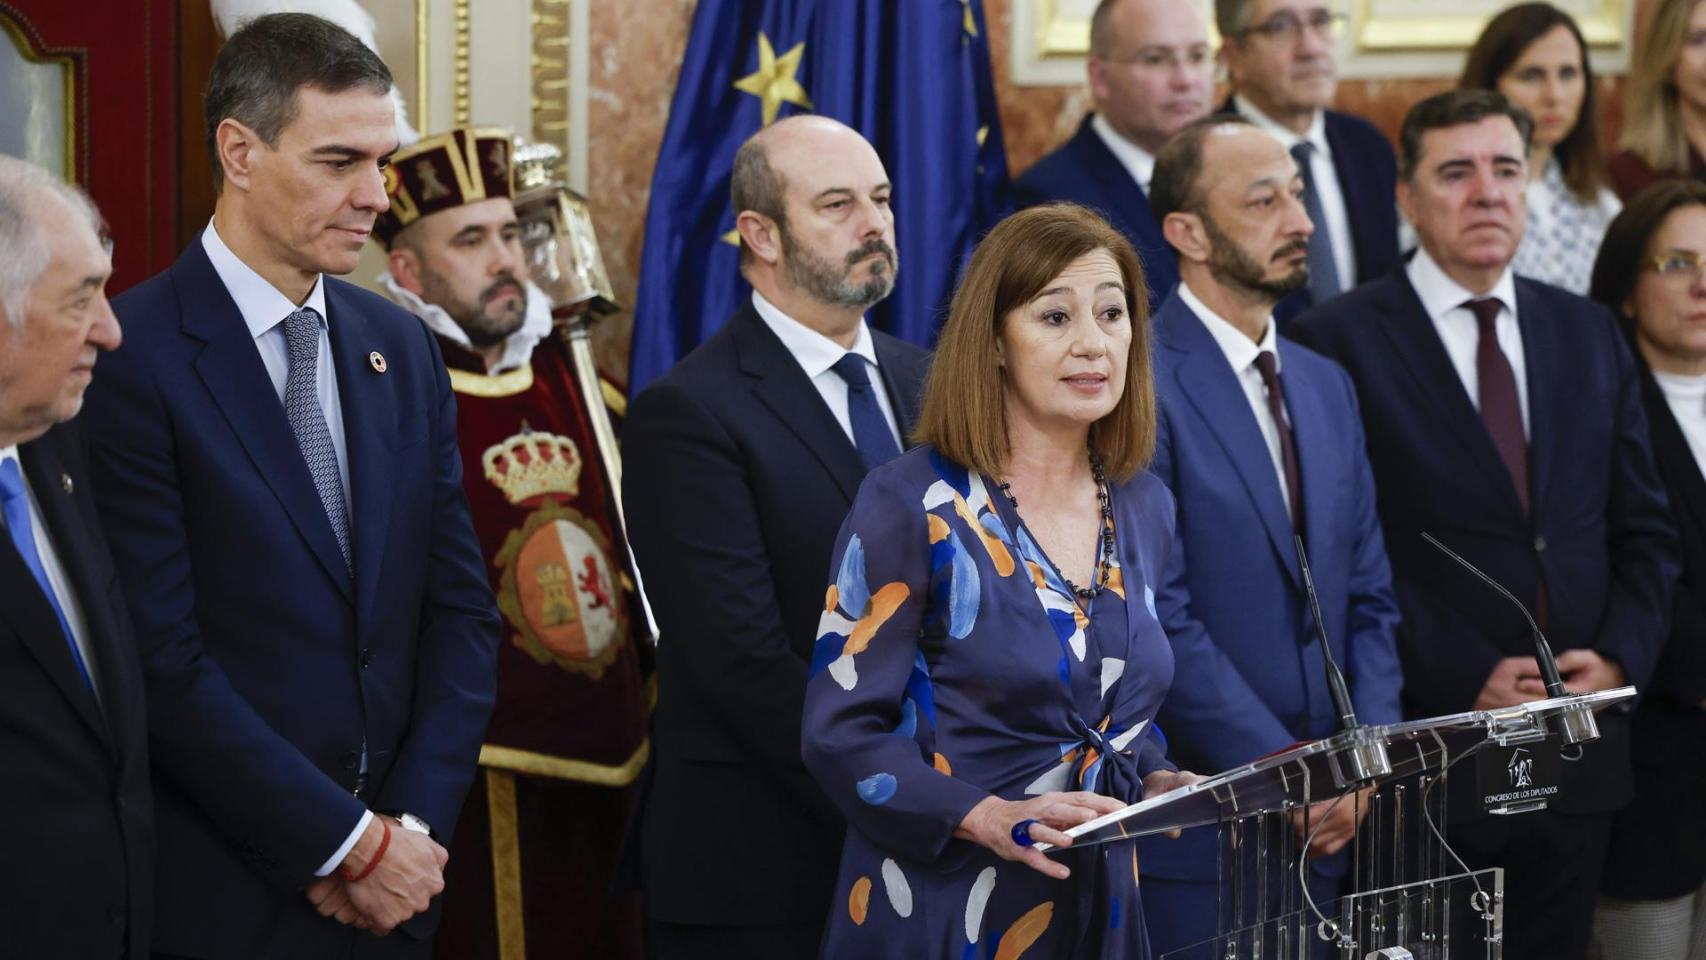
[431,331,648,960]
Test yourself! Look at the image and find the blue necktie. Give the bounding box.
[830,353,902,470]
[0,457,94,691]
[282,308,352,572]
[1291,141,1343,302]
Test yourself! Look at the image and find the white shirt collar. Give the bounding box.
[750,290,879,379]
[378,270,555,374]
[1177,280,1279,373]
[0,444,17,469]
[1406,245,1519,324]
[1090,114,1157,190]
[201,221,328,338]
[1234,93,1329,158]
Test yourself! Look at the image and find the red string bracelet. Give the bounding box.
[342,816,391,883]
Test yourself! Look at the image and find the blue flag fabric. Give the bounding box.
[629,0,1010,394]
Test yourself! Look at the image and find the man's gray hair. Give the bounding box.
[0,154,103,327]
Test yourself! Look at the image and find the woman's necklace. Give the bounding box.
[997,453,1114,599]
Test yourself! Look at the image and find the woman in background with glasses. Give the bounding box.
[1588,179,1706,959]
[1459,3,1619,295]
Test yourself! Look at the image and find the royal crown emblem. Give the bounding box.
[482,429,583,505]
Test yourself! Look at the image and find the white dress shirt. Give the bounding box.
[0,444,101,699]
[200,223,352,509]
[751,290,903,450]
[1091,114,1157,193]
[1235,95,1357,289]
[200,223,371,876]
[1407,245,1530,436]
[1654,369,1706,481]
[1177,283,1294,519]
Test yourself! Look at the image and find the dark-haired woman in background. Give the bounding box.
[1459,2,1619,294]
[1588,179,1706,959]
[1610,0,1706,198]
[801,203,1200,958]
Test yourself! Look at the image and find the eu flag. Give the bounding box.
[629,0,1010,393]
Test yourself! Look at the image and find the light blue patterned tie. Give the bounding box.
[0,457,94,691]
[282,308,351,572]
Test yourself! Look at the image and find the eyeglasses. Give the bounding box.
[1647,251,1706,283]
[1099,47,1215,72]
[1241,9,1346,42]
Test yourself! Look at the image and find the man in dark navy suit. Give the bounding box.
[623,115,930,959]
[1132,115,1403,955]
[1217,0,1400,325]
[1293,90,1678,960]
[1013,0,1215,309]
[81,15,499,959]
[0,157,154,959]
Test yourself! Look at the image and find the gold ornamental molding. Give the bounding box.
[531,0,570,148]
[1354,0,1626,50]
[453,0,471,125]
[0,4,80,183]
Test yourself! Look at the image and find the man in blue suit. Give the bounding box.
[1013,0,1215,309]
[1133,115,1404,955]
[1217,0,1400,326]
[1292,90,1678,960]
[81,15,499,958]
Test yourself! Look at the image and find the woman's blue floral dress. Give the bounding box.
[802,446,1179,958]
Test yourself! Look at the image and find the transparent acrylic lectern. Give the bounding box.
[1035,688,1635,959]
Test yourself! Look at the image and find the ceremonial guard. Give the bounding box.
[374,126,648,960]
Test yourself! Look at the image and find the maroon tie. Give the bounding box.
[1253,350,1305,535]
[1466,298,1530,513]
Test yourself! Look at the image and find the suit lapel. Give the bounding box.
[1159,298,1301,587]
[1515,281,1558,513]
[874,332,925,438]
[175,245,354,602]
[1070,120,1155,236]
[1322,113,1371,284]
[1639,360,1706,553]
[4,440,109,748]
[734,305,867,503]
[325,281,397,626]
[1372,272,1527,515]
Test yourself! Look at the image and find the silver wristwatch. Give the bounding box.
[391,812,432,836]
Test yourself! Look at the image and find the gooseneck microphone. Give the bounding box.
[1420,532,1599,746]
[1294,535,1359,732]
[1294,535,1391,784]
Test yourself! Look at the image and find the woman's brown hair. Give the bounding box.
[912,203,1155,483]
[1459,2,1606,202]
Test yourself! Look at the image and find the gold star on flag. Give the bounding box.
[963,0,978,38]
[733,32,813,127]
[721,228,741,247]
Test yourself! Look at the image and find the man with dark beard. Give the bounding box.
[622,114,931,958]
[374,127,649,959]
[1133,115,1404,955]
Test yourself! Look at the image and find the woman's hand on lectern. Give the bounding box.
[954,792,1127,880]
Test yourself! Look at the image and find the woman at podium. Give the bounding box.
[802,203,1199,958]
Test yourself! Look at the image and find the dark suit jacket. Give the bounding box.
[1603,350,1706,899]
[1292,267,1678,815]
[1013,115,1179,311]
[0,422,154,958]
[82,240,500,959]
[622,302,930,928]
[1220,97,1400,327]
[1139,291,1402,883]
